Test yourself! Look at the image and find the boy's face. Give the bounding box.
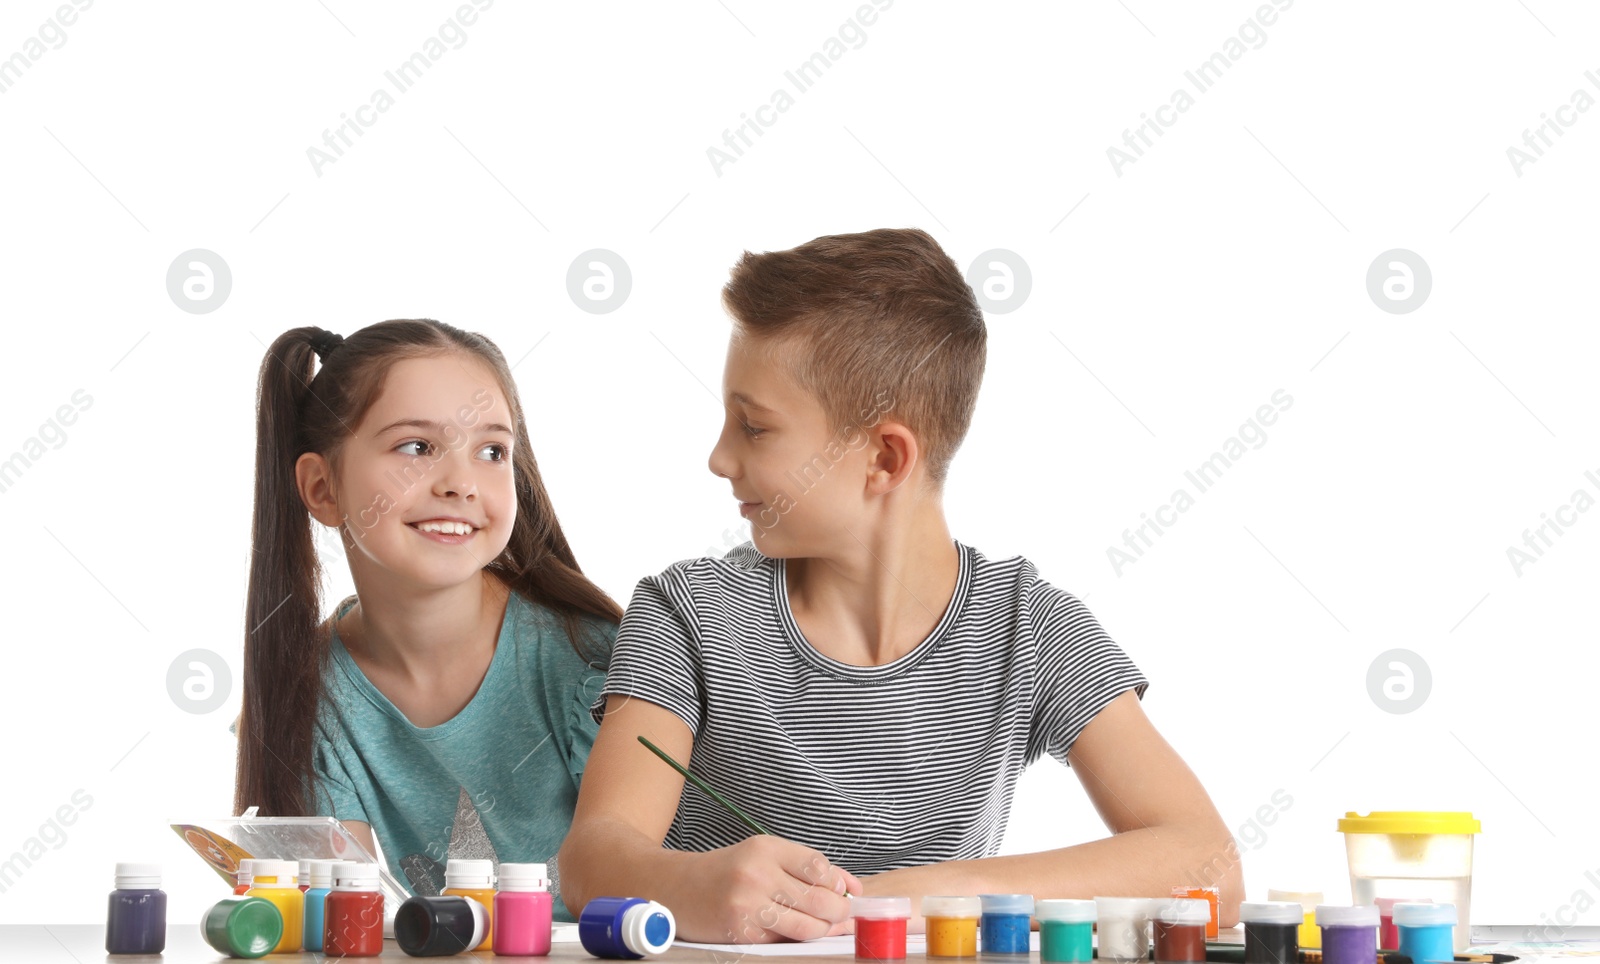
[708,334,889,558]
[318,355,518,592]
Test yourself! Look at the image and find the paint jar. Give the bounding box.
[924,896,982,958]
[494,861,554,956]
[396,895,489,957]
[1316,904,1379,964]
[1152,898,1209,963]
[1035,899,1095,963]
[442,857,496,950]
[301,859,335,952]
[233,859,255,896]
[1268,888,1323,949]
[1374,897,1431,951]
[1095,897,1152,962]
[1338,812,1480,955]
[244,858,303,953]
[1239,900,1302,964]
[201,896,284,959]
[577,896,676,959]
[323,861,384,958]
[979,894,1034,956]
[1172,887,1220,939]
[851,896,911,960]
[1394,902,1456,964]
[297,859,313,892]
[106,862,167,955]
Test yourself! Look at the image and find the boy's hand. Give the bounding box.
[685,835,863,943]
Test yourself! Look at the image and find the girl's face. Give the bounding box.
[328,354,518,593]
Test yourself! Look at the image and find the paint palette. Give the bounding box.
[170,814,412,936]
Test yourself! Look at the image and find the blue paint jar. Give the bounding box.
[579,897,676,959]
[105,862,167,955]
[979,894,1034,956]
[1394,902,1456,964]
[301,860,334,952]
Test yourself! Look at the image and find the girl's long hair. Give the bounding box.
[234,319,622,817]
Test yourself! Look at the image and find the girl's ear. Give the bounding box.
[295,451,342,527]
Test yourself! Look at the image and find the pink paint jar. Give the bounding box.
[494,862,554,956]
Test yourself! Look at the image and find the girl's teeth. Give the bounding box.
[415,521,471,535]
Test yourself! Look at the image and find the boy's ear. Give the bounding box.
[295,452,343,527]
[864,418,920,495]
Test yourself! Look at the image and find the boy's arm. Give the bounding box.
[556,694,862,942]
[858,690,1243,927]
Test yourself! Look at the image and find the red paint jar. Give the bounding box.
[1153,898,1211,963]
[852,897,911,961]
[323,862,384,958]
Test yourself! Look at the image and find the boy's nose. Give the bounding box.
[707,434,736,480]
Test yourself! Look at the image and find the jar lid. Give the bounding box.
[113,862,161,888]
[1266,888,1323,910]
[922,896,982,918]
[1153,898,1211,925]
[1240,902,1305,925]
[1336,811,1480,834]
[1035,899,1096,923]
[333,861,379,890]
[1317,905,1380,927]
[979,894,1034,916]
[1374,897,1431,915]
[1094,897,1151,917]
[1393,903,1457,927]
[444,858,494,888]
[851,896,911,919]
[498,862,549,891]
[247,859,298,886]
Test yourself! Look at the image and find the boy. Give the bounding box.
[558,228,1242,941]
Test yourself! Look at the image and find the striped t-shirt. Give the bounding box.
[592,540,1148,872]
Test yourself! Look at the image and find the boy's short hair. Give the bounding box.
[720,227,987,486]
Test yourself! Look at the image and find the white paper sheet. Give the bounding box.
[676,932,1042,955]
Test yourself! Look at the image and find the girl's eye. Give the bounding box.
[742,423,765,438]
[397,440,432,457]
[477,443,509,462]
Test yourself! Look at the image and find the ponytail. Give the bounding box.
[233,328,334,816]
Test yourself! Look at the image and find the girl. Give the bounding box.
[234,319,620,920]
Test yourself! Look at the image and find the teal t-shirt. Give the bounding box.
[311,590,614,921]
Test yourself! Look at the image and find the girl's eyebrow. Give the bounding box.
[373,418,514,436]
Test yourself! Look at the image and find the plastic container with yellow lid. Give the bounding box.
[1338,811,1480,953]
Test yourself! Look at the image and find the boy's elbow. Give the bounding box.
[1204,825,1245,929]
[553,813,598,909]
[556,828,595,915]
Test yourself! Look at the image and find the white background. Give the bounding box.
[0,0,1596,932]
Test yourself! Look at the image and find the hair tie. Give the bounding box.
[310,328,345,362]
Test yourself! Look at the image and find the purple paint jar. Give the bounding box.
[106,862,167,955]
[1316,905,1379,964]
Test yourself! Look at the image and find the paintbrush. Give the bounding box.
[1205,946,1517,964]
[637,735,773,837]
